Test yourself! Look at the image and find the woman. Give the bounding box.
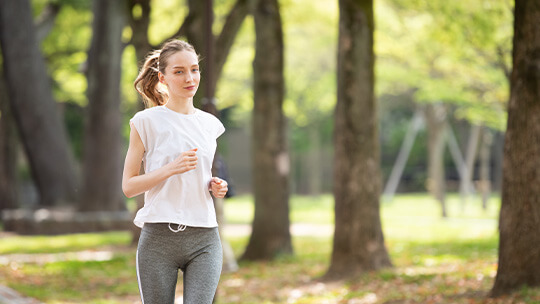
[122,39,228,304]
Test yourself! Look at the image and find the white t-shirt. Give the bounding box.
[130,105,225,228]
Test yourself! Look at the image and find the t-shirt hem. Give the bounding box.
[134,218,219,229]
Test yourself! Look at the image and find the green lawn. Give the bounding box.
[1,193,539,303]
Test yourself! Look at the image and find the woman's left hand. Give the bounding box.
[209,177,228,198]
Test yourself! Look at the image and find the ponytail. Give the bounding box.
[134,50,168,107]
[134,40,198,108]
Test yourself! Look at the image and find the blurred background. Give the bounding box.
[0,0,512,209]
[1,0,537,303]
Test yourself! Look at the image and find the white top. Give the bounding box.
[130,106,225,228]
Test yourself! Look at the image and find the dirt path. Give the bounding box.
[0,285,42,304]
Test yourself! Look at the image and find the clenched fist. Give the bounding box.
[209,177,228,198]
[167,148,198,175]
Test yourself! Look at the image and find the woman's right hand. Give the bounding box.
[167,148,198,175]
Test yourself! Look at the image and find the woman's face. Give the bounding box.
[159,50,200,100]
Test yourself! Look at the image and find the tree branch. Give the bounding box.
[35,2,62,43]
[214,0,251,81]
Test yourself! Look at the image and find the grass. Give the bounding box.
[1,193,539,303]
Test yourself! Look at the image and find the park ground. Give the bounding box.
[1,194,540,303]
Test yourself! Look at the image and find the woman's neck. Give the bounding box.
[165,97,195,115]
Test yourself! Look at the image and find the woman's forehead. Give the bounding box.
[167,50,199,68]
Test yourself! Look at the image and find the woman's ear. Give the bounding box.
[158,72,165,84]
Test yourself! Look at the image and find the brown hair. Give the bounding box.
[134,40,197,107]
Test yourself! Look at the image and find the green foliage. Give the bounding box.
[147,0,186,45]
[377,0,513,130]
[40,2,92,106]
[0,232,130,255]
[281,0,337,128]
[28,0,515,197]
[120,45,139,109]
[216,16,255,126]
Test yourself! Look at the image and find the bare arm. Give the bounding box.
[122,124,198,198]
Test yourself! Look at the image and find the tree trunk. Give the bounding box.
[446,123,467,187]
[325,0,391,279]
[188,0,241,272]
[79,0,126,211]
[185,0,250,108]
[459,123,481,210]
[127,0,152,244]
[307,126,322,195]
[0,73,18,210]
[490,0,540,296]
[185,0,211,108]
[492,132,504,193]
[479,127,492,210]
[424,103,447,217]
[383,108,423,201]
[241,0,292,260]
[128,0,152,62]
[0,0,78,207]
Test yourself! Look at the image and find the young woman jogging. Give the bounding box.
[122,39,228,304]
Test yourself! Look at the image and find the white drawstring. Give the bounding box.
[168,223,187,232]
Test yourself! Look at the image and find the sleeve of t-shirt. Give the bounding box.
[215,117,225,139]
[130,112,148,151]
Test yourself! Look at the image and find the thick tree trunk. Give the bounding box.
[326,0,391,279]
[0,73,18,210]
[0,0,78,207]
[241,0,292,260]
[491,0,540,296]
[79,0,126,211]
[424,103,447,217]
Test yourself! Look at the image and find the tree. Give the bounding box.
[377,0,512,209]
[490,0,540,296]
[241,0,292,260]
[326,0,392,279]
[424,103,448,217]
[180,0,251,108]
[0,72,17,211]
[181,0,249,272]
[0,0,78,207]
[79,0,126,211]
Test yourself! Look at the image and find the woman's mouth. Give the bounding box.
[184,85,196,90]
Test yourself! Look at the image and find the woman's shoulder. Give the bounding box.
[196,109,222,123]
[132,106,165,121]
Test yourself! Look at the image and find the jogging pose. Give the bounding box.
[122,39,227,304]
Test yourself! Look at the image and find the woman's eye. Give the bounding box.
[176,70,183,74]
[192,69,199,73]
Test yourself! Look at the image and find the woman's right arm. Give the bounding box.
[122,124,198,198]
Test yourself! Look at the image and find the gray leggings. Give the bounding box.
[136,223,223,304]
